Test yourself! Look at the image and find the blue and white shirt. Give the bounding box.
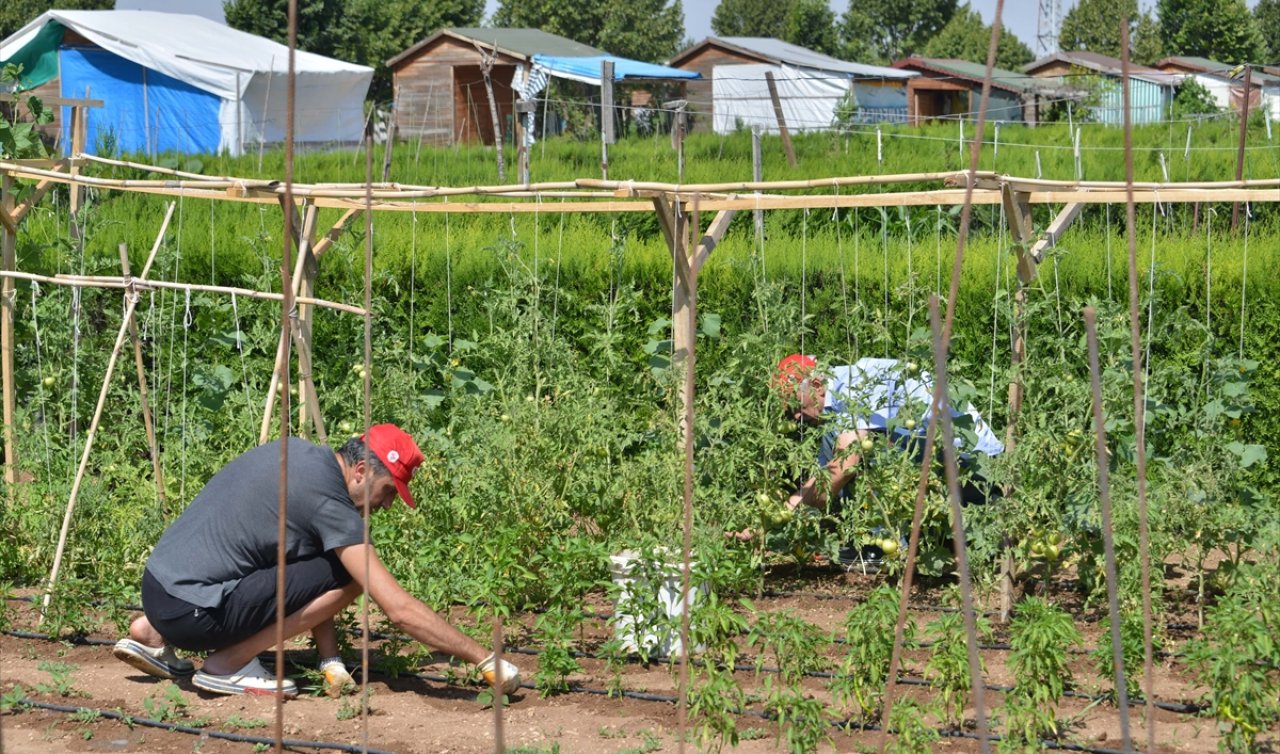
[823,358,1004,457]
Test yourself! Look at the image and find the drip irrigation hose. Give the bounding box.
[1,626,1205,715]
[10,699,400,754]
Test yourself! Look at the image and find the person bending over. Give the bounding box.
[773,355,1004,563]
[113,424,519,698]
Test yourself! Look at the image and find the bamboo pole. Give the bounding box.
[40,204,174,620]
[1084,306,1134,753]
[0,271,366,316]
[1120,27,1156,752]
[1,175,15,494]
[118,242,165,500]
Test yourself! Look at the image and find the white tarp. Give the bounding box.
[0,10,372,154]
[711,63,908,135]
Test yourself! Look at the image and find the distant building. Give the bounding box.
[388,28,696,147]
[1023,51,1181,125]
[668,37,915,133]
[1155,56,1280,120]
[891,57,1060,125]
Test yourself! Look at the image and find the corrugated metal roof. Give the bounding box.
[1025,51,1180,87]
[445,28,604,58]
[894,57,1050,93]
[388,27,604,69]
[1158,56,1280,87]
[681,37,914,79]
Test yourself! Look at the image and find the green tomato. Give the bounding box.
[904,418,916,430]
[338,420,354,433]
[859,437,875,452]
[880,538,900,557]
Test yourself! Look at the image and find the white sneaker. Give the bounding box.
[319,657,354,698]
[113,638,195,679]
[192,658,298,698]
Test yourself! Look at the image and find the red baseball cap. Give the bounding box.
[774,354,817,387]
[361,423,424,508]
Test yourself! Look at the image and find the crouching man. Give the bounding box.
[113,424,518,698]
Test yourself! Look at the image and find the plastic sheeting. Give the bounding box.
[0,21,63,91]
[712,63,908,134]
[1,10,372,155]
[531,54,699,86]
[61,47,222,154]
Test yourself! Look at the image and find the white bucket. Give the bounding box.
[608,549,706,658]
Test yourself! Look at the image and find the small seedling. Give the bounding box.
[225,714,268,730]
[34,661,82,698]
[142,682,188,723]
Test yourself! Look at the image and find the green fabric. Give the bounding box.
[1,22,64,91]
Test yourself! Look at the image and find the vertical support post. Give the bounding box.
[476,44,506,182]
[1,175,15,494]
[379,112,397,183]
[69,104,85,237]
[118,243,164,499]
[1232,64,1252,233]
[999,184,1037,623]
[764,71,797,167]
[752,126,764,241]
[515,98,534,184]
[601,61,615,180]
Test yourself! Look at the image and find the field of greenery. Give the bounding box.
[2,121,1279,750]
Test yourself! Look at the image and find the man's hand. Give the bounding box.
[477,653,521,695]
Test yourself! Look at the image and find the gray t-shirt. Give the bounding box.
[146,438,367,608]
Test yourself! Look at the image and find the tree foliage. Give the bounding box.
[0,0,111,41]
[783,0,837,57]
[496,0,685,63]
[1156,0,1265,64]
[1058,0,1162,62]
[711,0,790,39]
[920,2,1033,71]
[223,0,484,102]
[1252,0,1280,64]
[838,0,957,64]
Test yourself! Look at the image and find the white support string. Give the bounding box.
[180,288,192,501]
[231,292,254,427]
[445,197,453,353]
[1239,203,1250,359]
[408,202,418,371]
[1145,198,1158,386]
[550,202,565,340]
[833,190,853,363]
[70,285,81,472]
[1105,204,1114,300]
[800,207,809,360]
[987,202,1006,420]
[31,283,53,486]
[905,208,915,345]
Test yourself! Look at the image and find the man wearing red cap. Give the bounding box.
[112,424,519,698]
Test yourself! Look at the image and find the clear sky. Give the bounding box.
[481,0,1263,57]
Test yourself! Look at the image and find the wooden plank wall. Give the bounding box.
[392,37,519,146]
[670,46,760,133]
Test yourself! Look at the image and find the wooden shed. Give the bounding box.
[388,28,603,147]
[892,57,1059,126]
[1023,51,1180,125]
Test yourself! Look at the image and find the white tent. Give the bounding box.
[0,10,372,155]
[713,63,913,135]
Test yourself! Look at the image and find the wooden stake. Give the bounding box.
[601,61,615,180]
[765,72,797,168]
[41,204,174,620]
[752,127,764,241]
[1,175,15,494]
[475,42,506,182]
[1232,64,1253,233]
[118,242,165,500]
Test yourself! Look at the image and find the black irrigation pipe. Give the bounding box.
[4,627,1198,751]
[9,699,401,754]
[4,620,1206,717]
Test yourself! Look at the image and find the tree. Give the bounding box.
[921,2,1033,71]
[1253,0,1280,63]
[496,0,685,63]
[0,0,112,41]
[1156,0,1265,64]
[1058,0,1163,63]
[838,0,957,64]
[711,0,790,39]
[783,0,837,56]
[223,0,484,102]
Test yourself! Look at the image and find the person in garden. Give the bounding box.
[767,354,1004,565]
[112,423,520,699]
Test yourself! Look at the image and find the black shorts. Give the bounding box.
[142,551,352,652]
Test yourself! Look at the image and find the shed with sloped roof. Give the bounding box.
[892,57,1061,125]
[1024,51,1181,125]
[668,37,915,133]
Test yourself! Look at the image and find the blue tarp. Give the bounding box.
[532,54,699,85]
[60,47,222,155]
